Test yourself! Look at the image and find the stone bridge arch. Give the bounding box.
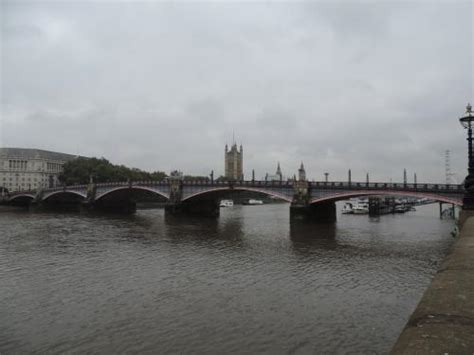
[42,190,87,201]
[95,186,170,201]
[9,193,35,204]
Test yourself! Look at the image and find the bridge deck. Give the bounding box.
[3,180,464,205]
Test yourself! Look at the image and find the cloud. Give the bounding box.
[1,0,472,182]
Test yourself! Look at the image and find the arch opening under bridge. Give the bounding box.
[42,190,87,201]
[309,190,462,206]
[181,186,293,203]
[95,186,170,201]
[9,194,35,206]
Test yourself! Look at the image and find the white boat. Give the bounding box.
[243,199,264,205]
[219,199,234,207]
[342,202,354,214]
[352,201,369,214]
[394,206,405,213]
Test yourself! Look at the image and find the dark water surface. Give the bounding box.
[0,203,455,354]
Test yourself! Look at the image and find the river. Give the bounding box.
[0,203,455,354]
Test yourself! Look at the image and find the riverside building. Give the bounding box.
[0,148,77,192]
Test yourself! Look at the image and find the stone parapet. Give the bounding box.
[391,213,474,354]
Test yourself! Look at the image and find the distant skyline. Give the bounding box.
[1,1,472,182]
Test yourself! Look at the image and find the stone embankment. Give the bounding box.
[391,213,474,354]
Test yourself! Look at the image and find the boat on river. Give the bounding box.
[342,202,354,214]
[220,199,234,207]
[352,201,369,214]
[243,199,264,205]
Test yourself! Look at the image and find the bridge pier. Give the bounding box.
[290,176,336,223]
[439,202,456,219]
[290,202,337,223]
[165,176,221,218]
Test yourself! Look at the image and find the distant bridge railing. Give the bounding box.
[308,181,463,192]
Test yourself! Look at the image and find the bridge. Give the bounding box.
[2,178,464,221]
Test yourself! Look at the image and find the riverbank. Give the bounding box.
[391,213,474,353]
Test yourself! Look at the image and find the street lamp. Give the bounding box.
[459,103,474,209]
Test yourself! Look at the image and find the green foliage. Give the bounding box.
[58,157,167,185]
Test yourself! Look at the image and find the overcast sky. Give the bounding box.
[1,0,473,182]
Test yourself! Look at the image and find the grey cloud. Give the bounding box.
[1,1,472,182]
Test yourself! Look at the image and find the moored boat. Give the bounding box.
[352,201,369,214]
[243,199,264,205]
[342,202,354,214]
[220,199,234,207]
[394,205,406,213]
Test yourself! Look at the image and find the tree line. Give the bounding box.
[58,157,212,185]
[58,157,167,185]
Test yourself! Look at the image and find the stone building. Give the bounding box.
[0,148,77,192]
[225,143,243,180]
[298,162,306,181]
[266,162,283,181]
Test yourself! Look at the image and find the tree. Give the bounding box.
[58,157,167,185]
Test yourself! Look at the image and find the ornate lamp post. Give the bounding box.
[459,103,474,208]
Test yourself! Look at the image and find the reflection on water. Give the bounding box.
[0,203,454,354]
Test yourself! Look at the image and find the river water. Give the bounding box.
[0,203,455,354]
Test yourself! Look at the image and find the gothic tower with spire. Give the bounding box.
[276,162,282,181]
[225,142,243,180]
[298,162,306,181]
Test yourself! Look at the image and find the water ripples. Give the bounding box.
[0,204,454,354]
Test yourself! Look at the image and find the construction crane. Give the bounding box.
[445,150,457,184]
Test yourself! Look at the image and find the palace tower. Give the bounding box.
[225,143,243,180]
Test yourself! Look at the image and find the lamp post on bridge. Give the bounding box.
[459,103,474,209]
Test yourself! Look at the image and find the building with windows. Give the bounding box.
[266,162,284,181]
[0,148,78,192]
[225,143,243,180]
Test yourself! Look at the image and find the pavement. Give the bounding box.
[391,212,474,354]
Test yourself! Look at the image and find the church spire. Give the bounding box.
[298,161,306,181]
[224,141,243,181]
[276,162,282,181]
